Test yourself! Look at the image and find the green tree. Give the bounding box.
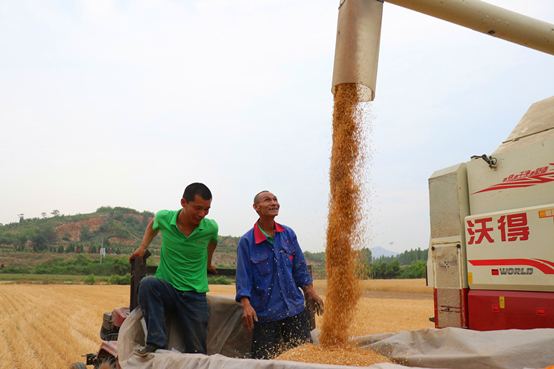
[45,228,58,244]
[385,259,401,279]
[110,257,130,275]
[97,206,113,213]
[31,231,49,252]
[83,274,96,285]
[371,261,388,279]
[108,273,131,285]
[398,260,427,279]
[80,225,92,241]
[14,235,27,251]
[124,216,139,226]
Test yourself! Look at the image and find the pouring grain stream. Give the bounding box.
[320,83,367,347]
[275,83,390,364]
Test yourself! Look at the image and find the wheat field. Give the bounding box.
[0,280,433,369]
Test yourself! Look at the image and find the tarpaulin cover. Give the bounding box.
[118,295,554,369]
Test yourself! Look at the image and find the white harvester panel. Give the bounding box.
[430,242,468,328]
[467,139,554,216]
[466,203,554,292]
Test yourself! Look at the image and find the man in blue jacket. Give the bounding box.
[235,190,324,359]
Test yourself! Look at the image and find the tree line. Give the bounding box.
[373,247,428,265]
[1,254,131,276]
[303,248,428,279]
[356,247,428,279]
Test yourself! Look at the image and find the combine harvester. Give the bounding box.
[427,96,554,331]
[71,1,554,368]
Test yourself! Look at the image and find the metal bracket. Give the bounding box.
[471,154,497,169]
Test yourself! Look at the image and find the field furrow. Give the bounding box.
[0,326,16,369]
[0,280,433,369]
[1,318,44,369]
[20,308,75,368]
[0,288,21,314]
[12,314,55,368]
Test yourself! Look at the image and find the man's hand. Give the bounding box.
[240,297,258,332]
[129,247,146,264]
[302,283,325,315]
[207,264,218,275]
[309,294,325,316]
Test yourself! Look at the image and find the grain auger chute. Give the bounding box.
[331,0,554,102]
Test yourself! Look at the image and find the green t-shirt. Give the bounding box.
[153,209,219,293]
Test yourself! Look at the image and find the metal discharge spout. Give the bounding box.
[332,0,554,102]
[332,0,384,102]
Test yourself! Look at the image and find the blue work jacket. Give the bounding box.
[235,221,313,322]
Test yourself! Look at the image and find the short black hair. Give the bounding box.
[253,190,270,204]
[183,183,212,202]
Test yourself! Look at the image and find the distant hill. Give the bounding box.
[370,246,398,259]
[0,206,157,255]
[2,208,423,280]
[0,206,241,268]
[0,206,328,275]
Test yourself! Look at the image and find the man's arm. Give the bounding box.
[288,229,324,315]
[235,236,257,331]
[207,241,218,275]
[129,219,159,263]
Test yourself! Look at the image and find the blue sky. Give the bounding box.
[1,0,553,253]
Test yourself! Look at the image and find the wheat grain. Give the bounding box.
[276,343,390,366]
[320,83,368,347]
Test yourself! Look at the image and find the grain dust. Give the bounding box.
[320,83,370,348]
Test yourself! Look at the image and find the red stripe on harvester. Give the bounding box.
[473,172,554,194]
[534,258,554,268]
[469,259,554,274]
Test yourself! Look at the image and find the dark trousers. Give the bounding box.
[251,309,312,359]
[137,276,209,353]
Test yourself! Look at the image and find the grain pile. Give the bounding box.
[276,343,389,366]
[320,83,367,347]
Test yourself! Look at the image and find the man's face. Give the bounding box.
[181,194,211,225]
[253,191,280,217]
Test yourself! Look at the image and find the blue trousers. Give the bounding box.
[137,276,209,353]
[251,309,312,359]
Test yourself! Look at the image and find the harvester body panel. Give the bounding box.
[428,95,554,330]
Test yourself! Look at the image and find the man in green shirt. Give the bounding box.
[129,183,219,357]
